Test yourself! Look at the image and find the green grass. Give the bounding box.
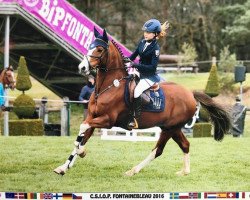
[162,73,209,91]
[0,136,249,192]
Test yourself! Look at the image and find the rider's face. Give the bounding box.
[143,31,155,41]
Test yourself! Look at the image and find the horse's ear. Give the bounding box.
[94,26,100,38]
[103,29,109,43]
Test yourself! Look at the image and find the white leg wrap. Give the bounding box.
[183,153,190,174]
[54,148,78,175]
[125,148,157,176]
[74,123,90,147]
[134,148,157,173]
[176,153,190,176]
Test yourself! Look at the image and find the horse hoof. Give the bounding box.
[176,170,189,176]
[125,168,137,176]
[53,166,66,176]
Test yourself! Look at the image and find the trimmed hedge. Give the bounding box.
[199,107,210,122]
[13,94,36,119]
[193,123,212,138]
[205,64,220,97]
[16,56,32,91]
[9,119,44,136]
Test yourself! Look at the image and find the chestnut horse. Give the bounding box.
[0,66,15,90]
[54,28,230,176]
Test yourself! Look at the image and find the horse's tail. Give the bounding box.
[193,91,231,141]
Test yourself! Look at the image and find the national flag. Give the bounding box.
[227,192,239,199]
[63,193,72,199]
[188,192,201,199]
[170,192,179,199]
[27,193,38,199]
[246,192,250,199]
[72,193,82,199]
[14,192,27,199]
[217,192,227,198]
[53,193,63,199]
[179,192,189,199]
[204,192,217,198]
[5,192,15,199]
[41,193,53,199]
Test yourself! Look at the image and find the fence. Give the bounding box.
[1,96,71,136]
[101,127,161,142]
[2,95,249,138]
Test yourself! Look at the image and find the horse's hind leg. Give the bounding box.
[125,129,172,176]
[54,126,94,175]
[171,129,190,176]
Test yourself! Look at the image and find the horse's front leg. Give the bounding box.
[75,114,111,157]
[53,124,94,175]
[54,114,111,175]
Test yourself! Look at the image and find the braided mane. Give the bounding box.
[111,40,125,59]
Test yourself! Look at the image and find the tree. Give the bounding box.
[67,0,250,67]
[205,62,220,97]
[13,56,35,119]
[15,56,32,92]
[218,45,237,73]
[177,42,198,66]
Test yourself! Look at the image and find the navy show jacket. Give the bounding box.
[129,38,160,82]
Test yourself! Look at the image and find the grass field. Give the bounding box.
[1,72,250,193]
[0,136,249,192]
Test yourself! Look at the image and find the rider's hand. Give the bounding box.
[123,57,131,63]
[131,62,139,68]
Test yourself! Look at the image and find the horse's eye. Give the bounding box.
[97,48,103,53]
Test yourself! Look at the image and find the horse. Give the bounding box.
[54,28,231,176]
[0,66,16,90]
[0,66,15,111]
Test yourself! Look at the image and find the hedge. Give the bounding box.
[9,119,44,136]
[193,122,212,138]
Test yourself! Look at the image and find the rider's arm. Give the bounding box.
[129,47,139,61]
[135,53,159,73]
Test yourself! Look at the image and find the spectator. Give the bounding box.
[230,95,247,137]
[0,81,5,110]
[79,75,95,119]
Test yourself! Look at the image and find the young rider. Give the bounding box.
[127,19,169,129]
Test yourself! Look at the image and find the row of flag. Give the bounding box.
[0,192,249,199]
[0,193,82,200]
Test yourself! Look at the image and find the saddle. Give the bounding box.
[125,77,165,112]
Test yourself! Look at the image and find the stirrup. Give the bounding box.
[127,118,139,129]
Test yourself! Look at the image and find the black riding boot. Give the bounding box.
[127,97,142,129]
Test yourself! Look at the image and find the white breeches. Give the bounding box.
[134,78,155,98]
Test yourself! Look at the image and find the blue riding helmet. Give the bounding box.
[142,19,161,33]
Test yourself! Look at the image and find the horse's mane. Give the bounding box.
[111,40,125,59]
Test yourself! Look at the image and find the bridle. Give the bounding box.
[87,41,129,101]
[88,47,109,72]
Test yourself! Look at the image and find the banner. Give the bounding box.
[0,0,131,57]
[0,192,249,200]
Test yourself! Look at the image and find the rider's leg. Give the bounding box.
[128,79,154,129]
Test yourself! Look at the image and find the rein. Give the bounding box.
[94,75,129,100]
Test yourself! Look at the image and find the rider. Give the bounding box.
[127,19,169,129]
